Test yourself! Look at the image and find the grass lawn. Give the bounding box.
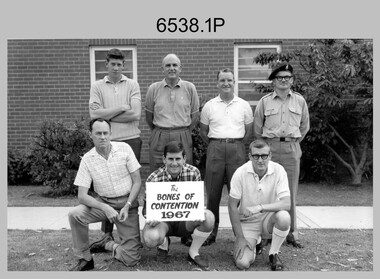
[7,181,373,207]
[8,228,373,271]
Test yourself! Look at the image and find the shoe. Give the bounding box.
[187,254,209,269]
[181,236,192,247]
[269,253,283,271]
[89,234,114,253]
[256,242,263,255]
[287,237,304,248]
[156,237,170,263]
[202,234,216,246]
[69,258,94,271]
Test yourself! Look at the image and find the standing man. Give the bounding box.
[253,62,310,248]
[68,118,142,271]
[200,68,253,245]
[228,139,291,271]
[89,48,142,249]
[145,53,199,173]
[141,141,215,269]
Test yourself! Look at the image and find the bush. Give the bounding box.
[28,118,93,197]
[7,149,33,185]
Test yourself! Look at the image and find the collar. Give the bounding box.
[247,160,274,177]
[216,94,238,103]
[163,166,184,181]
[104,74,128,84]
[272,89,293,99]
[163,78,182,88]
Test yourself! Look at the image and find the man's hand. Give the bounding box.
[118,205,129,222]
[243,205,262,217]
[121,104,131,111]
[234,237,253,260]
[102,204,119,223]
[145,220,160,227]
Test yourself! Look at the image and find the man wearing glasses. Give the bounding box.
[253,62,310,248]
[228,139,291,271]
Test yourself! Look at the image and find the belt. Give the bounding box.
[209,138,243,143]
[155,126,189,131]
[267,137,297,142]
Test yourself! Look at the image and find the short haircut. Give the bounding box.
[106,48,125,61]
[89,118,111,132]
[216,68,234,81]
[163,141,186,157]
[249,139,270,152]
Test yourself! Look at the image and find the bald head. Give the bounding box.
[162,53,181,66]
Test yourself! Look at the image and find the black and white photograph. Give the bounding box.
[3,0,376,275]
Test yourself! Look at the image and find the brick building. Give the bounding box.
[7,39,309,179]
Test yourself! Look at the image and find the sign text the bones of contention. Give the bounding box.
[146,181,205,222]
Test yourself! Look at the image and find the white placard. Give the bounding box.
[146,181,205,222]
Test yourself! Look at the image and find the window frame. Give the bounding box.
[89,46,138,85]
[234,44,281,105]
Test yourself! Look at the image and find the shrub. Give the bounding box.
[28,117,93,197]
[7,149,33,185]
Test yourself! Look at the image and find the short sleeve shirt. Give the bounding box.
[253,90,310,139]
[229,160,290,222]
[145,79,199,128]
[200,95,253,138]
[74,141,141,197]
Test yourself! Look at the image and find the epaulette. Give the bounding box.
[261,92,274,100]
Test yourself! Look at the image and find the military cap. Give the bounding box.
[268,62,293,80]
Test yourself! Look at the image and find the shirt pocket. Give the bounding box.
[288,105,302,127]
[264,107,280,128]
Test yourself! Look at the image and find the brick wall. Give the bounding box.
[8,38,308,180]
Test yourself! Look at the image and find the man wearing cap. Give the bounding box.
[200,68,253,245]
[253,62,309,248]
[145,53,200,173]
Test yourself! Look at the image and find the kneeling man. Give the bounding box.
[142,141,214,269]
[228,139,291,271]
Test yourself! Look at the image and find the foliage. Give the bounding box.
[28,117,93,196]
[192,94,212,176]
[253,39,373,184]
[7,149,33,185]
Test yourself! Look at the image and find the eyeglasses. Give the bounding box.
[274,76,293,81]
[250,154,269,160]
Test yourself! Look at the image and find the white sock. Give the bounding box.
[158,236,169,251]
[269,227,289,255]
[105,240,117,251]
[189,229,211,259]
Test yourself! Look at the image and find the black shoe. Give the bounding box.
[181,236,192,247]
[187,254,209,269]
[287,237,304,248]
[269,253,283,271]
[202,234,216,246]
[89,234,113,253]
[156,237,170,263]
[69,258,94,271]
[256,242,263,255]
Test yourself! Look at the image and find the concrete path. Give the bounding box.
[7,206,373,230]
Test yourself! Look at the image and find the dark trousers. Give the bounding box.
[102,137,142,234]
[205,140,246,238]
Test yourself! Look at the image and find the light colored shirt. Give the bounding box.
[229,160,290,222]
[253,90,310,140]
[74,141,141,198]
[145,78,199,128]
[200,95,253,138]
[89,75,141,140]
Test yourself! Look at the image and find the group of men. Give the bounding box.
[68,48,310,271]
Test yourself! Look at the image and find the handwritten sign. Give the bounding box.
[145,181,205,222]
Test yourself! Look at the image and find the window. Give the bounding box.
[89,46,137,84]
[234,44,281,105]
